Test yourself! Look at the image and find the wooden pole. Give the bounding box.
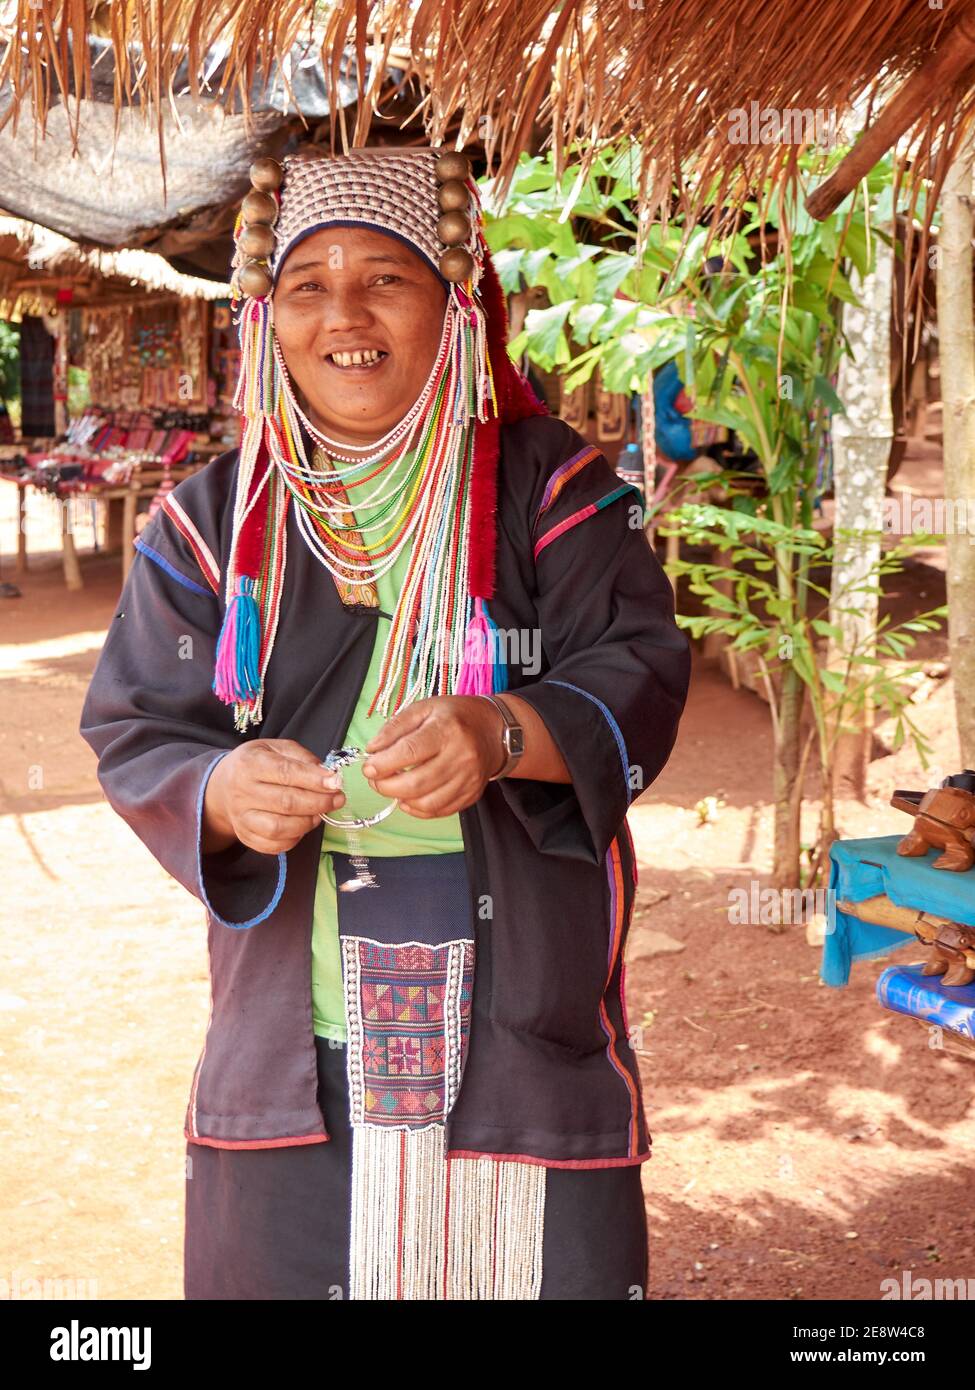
[60,498,83,591]
[827,226,894,800]
[15,481,26,574]
[121,488,138,583]
[936,123,975,765]
[806,14,975,222]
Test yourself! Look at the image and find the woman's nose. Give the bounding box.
[316,284,374,334]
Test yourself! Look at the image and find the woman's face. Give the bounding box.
[272,226,447,446]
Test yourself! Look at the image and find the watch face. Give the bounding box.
[506,727,525,756]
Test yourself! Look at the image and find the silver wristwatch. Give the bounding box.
[481,694,525,780]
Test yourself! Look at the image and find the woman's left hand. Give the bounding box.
[361,696,505,818]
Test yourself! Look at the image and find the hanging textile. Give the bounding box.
[19,315,55,437]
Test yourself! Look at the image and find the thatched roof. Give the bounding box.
[0,214,230,317]
[2,0,975,219]
[0,29,424,279]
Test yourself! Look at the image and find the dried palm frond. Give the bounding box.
[0,213,231,306]
[1,0,975,224]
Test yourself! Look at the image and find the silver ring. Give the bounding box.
[320,745,398,829]
[320,802,399,830]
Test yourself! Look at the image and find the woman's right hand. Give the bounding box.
[202,739,347,856]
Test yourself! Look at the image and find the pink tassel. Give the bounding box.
[212,598,240,705]
[456,597,507,695]
[212,577,262,706]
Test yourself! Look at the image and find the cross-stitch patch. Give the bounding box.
[342,937,474,1130]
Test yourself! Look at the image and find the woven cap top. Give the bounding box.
[270,148,454,287]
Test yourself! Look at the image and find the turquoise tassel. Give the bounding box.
[213,576,262,704]
[483,599,508,693]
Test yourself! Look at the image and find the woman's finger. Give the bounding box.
[239,808,322,844]
[367,734,480,797]
[360,726,440,781]
[249,743,344,794]
[258,738,329,766]
[248,783,346,817]
[365,757,452,801]
[238,832,295,856]
[395,774,477,818]
[363,699,433,755]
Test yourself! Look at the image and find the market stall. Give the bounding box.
[0,217,239,588]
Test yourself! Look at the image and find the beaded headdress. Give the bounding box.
[216,146,546,731]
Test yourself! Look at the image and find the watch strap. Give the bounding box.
[482,694,525,780]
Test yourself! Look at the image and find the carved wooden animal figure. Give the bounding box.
[892,786,975,872]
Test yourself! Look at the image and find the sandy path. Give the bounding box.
[2,467,972,1301]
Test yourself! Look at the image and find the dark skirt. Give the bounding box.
[184,1035,649,1301]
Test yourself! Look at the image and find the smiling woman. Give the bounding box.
[79,146,690,1302]
[272,229,448,445]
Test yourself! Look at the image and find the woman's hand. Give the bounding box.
[361,696,506,818]
[202,739,347,855]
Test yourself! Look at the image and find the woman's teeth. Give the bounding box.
[330,349,385,367]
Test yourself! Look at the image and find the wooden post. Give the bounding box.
[61,497,83,591]
[827,225,894,801]
[936,124,975,765]
[121,487,138,583]
[53,328,68,437]
[15,481,27,574]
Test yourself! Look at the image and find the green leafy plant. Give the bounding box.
[662,503,946,885]
[485,148,935,888]
[0,320,20,409]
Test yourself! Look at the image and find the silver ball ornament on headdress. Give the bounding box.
[233,147,483,295]
[233,158,284,300]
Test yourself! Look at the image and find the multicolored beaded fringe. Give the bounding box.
[215,192,509,730]
[211,419,289,731]
[340,934,546,1300]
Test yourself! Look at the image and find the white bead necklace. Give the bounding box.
[273,306,450,468]
[275,386,431,534]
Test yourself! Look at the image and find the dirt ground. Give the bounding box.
[1,448,973,1302]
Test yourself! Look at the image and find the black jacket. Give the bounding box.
[79,413,690,1166]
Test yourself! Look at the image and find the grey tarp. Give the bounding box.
[0,36,370,280]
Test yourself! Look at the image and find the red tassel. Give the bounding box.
[468,415,500,600]
[234,434,272,579]
[479,245,550,426]
[467,243,550,601]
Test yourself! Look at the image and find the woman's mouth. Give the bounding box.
[326,349,388,370]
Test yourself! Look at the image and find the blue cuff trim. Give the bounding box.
[134,537,213,598]
[546,679,631,802]
[195,750,288,930]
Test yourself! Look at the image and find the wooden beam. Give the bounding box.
[806,13,975,221]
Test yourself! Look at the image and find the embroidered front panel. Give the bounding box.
[342,938,474,1130]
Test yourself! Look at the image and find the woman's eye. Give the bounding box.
[373,274,402,286]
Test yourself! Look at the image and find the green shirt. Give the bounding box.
[310,449,466,1042]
